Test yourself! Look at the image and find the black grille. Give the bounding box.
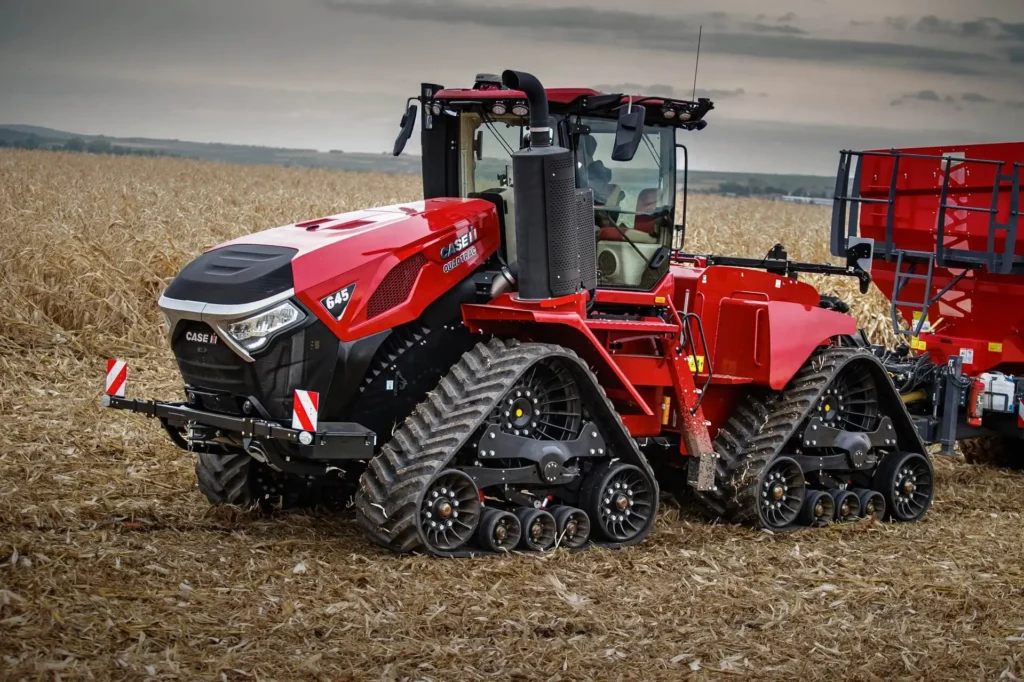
[367,253,427,319]
[545,155,580,297]
[170,318,341,421]
[576,189,597,292]
[172,322,250,412]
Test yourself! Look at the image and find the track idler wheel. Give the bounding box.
[550,506,591,549]
[580,462,656,544]
[799,490,835,527]
[854,488,886,520]
[755,456,806,529]
[829,489,861,523]
[419,469,481,552]
[476,507,522,552]
[515,508,557,551]
[873,451,934,522]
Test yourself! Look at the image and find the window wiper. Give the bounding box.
[641,134,660,166]
[480,111,517,158]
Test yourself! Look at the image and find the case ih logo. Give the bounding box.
[186,330,218,345]
[440,226,478,260]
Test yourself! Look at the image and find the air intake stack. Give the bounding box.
[502,70,580,300]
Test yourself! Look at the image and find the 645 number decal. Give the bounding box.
[320,283,356,321]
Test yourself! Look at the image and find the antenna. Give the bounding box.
[691,25,703,102]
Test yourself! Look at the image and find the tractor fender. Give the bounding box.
[764,300,857,390]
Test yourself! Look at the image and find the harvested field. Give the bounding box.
[1,149,1023,681]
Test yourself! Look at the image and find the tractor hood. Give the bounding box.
[160,197,501,351]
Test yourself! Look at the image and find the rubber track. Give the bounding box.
[354,337,657,554]
[696,346,887,525]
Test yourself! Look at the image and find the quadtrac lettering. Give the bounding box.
[320,283,356,322]
[443,245,478,274]
[440,226,479,274]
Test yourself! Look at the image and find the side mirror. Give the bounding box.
[611,104,646,162]
[474,130,484,161]
[392,105,418,157]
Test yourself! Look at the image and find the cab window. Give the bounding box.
[574,117,675,288]
[458,112,525,196]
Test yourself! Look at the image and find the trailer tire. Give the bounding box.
[960,436,1022,470]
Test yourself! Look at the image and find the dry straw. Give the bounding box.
[1,150,1022,680]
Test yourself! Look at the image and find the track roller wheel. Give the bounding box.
[799,490,834,527]
[580,462,656,544]
[515,508,556,551]
[476,507,521,552]
[754,456,806,529]
[854,488,885,519]
[419,470,481,552]
[829,489,861,522]
[550,506,590,549]
[873,451,933,522]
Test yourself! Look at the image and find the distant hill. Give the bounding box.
[0,124,834,198]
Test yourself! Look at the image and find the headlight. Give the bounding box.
[226,301,303,351]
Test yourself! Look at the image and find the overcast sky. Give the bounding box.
[1,0,1021,174]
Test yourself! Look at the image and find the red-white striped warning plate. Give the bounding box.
[292,390,319,432]
[105,359,127,397]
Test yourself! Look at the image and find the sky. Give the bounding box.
[0,0,1021,175]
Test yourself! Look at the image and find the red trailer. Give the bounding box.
[832,142,1024,463]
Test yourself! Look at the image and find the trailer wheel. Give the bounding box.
[960,436,1022,470]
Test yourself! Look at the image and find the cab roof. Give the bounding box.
[429,82,714,130]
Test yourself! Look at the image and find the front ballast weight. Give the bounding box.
[354,338,660,556]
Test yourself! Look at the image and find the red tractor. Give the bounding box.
[104,70,933,555]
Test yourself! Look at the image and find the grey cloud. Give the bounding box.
[326,1,1001,76]
[890,90,1009,107]
[748,22,806,35]
[778,12,797,23]
[888,15,1024,42]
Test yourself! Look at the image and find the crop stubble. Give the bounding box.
[1,150,1022,681]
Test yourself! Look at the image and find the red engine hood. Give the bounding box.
[221,197,490,257]
[215,197,502,342]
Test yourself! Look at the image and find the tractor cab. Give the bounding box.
[394,74,714,289]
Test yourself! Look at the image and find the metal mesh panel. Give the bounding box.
[546,155,581,297]
[367,253,428,319]
[576,189,597,292]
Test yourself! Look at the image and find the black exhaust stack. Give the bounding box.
[502,70,580,300]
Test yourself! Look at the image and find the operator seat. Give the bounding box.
[633,188,660,236]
